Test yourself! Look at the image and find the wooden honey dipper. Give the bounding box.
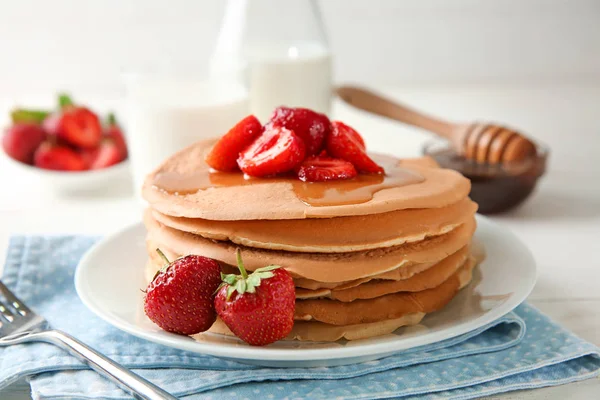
[336,86,537,164]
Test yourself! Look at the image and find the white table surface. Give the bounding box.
[1,83,599,399]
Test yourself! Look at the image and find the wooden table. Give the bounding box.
[1,84,598,399]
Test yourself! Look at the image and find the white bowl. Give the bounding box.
[1,150,132,194]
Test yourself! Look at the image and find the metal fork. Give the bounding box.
[0,280,177,400]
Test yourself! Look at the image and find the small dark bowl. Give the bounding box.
[423,141,548,214]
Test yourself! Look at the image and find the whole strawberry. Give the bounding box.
[144,249,221,335]
[2,123,46,164]
[215,249,295,346]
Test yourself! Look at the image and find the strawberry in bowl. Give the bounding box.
[1,93,130,192]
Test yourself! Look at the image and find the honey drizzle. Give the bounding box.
[152,154,425,207]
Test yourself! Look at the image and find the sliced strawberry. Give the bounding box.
[297,155,357,182]
[237,126,306,177]
[88,139,125,169]
[267,107,330,155]
[44,107,102,149]
[33,141,87,171]
[206,115,262,171]
[326,121,384,174]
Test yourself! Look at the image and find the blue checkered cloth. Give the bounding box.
[0,236,598,400]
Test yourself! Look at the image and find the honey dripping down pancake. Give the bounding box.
[151,197,478,253]
[144,210,476,283]
[142,139,471,220]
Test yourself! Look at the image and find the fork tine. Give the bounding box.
[0,281,32,317]
[0,299,15,323]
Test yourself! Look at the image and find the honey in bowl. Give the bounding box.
[424,141,547,214]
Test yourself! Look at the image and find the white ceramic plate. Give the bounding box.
[75,215,536,367]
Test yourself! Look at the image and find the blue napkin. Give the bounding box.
[1,236,599,400]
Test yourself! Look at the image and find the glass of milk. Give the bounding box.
[123,73,249,194]
[210,0,332,122]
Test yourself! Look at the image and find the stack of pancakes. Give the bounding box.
[142,140,479,342]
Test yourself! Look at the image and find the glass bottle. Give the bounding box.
[210,0,332,122]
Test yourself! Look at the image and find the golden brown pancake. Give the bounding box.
[144,209,476,282]
[146,244,443,292]
[295,246,470,301]
[141,137,480,343]
[151,198,477,253]
[206,258,475,342]
[294,257,475,325]
[145,244,470,302]
[293,261,440,290]
[142,139,471,221]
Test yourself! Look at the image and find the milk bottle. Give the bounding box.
[210,0,332,122]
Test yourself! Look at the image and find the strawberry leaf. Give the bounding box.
[236,279,247,294]
[224,250,283,300]
[10,109,50,125]
[58,93,74,109]
[254,265,281,273]
[226,285,236,301]
[107,112,117,126]
[222,274,238,285]
[247,274,261,288]
[255,271,274,280]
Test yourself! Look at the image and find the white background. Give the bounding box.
[0,1,599,399]
[1,0,599,96]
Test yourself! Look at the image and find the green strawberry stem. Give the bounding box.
[58,93,74,109]
[10,109,50,124]
[152,248,173,282]
[235,248,248,279]
[220,249,280,300]
[107,112,117,126]
[155,248,171,266]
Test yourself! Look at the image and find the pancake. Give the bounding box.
[151,197,477,253]
[145,244,469,302]
[142,139,471,221]
[294,257,475,325]
[295,245,470,301]
[144,210,477,282]
[146,256,428,342]
[293,260,446,290]
[146,246,444,292]
[207,259,475,342]
[149,254,429,342]
[206,313,426,342]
